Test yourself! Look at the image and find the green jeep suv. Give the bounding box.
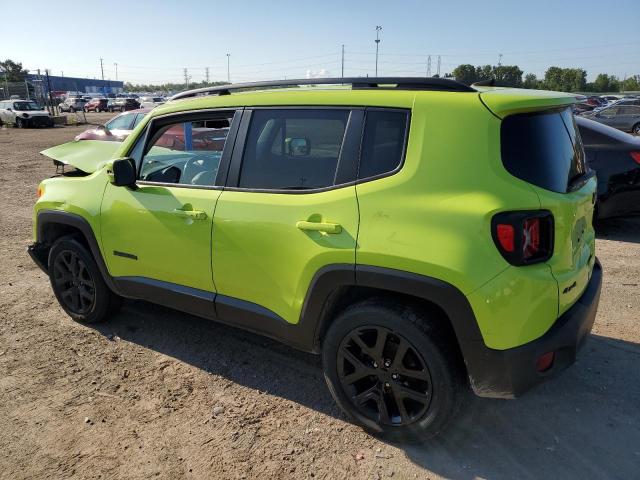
[29,78,602,439]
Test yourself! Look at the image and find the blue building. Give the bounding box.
[27,73,124,95]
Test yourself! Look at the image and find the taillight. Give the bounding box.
[492,211,554,266]
[496,224,515,252]
[630,151,640,165]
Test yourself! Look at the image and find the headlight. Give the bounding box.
[22,113,29,118]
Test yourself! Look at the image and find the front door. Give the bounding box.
[211,108,362,324]
[100,109,239,296]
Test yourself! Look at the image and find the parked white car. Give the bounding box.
[59,97,87,113]
[0,99,53,128]
[138,96,165,109]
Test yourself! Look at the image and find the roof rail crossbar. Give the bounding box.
[170,77,475,101]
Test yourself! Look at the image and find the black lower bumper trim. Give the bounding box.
[464,258,603,398]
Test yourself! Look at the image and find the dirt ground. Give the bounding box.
[0,115,638,480]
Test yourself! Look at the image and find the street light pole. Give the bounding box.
[226,54,231,83]
[375,26,382,77]
[114,62,118,81]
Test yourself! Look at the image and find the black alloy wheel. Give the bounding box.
[337,326,432,426]
[52,249,96,315]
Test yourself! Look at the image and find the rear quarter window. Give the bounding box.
[358,109,409,180]
[501,108,587,193]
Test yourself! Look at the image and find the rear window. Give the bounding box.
[501,108,587,193]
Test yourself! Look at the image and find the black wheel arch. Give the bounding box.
[31,210,119,294]
[301,265,484,355]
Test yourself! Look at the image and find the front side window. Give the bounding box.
[139,116,232,186]
[106,113,135,130]
[358,110,408,179]
[239,109,349,190]
[133,113,146,128]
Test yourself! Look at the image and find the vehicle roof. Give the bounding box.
[147,84,576,121]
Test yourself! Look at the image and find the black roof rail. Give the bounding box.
[472,78,496,87]
[170,77,476,101]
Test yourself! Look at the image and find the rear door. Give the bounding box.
[210,107,361,324]
[501,107,597,314]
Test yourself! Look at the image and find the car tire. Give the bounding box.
[632,123,640,135]
[322,298,466,442]
[48,236,122,323]
[69,107,75,113]
[15,118,24,128]
[120,106,125,112]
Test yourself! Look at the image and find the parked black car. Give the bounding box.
[577,116,640,219]
[107,98,141,112]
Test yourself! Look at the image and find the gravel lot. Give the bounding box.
[0,115,638,479]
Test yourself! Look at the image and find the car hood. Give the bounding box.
[40,140,122,173]
[20,109,50,116]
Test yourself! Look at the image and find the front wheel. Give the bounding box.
[632,123,640,135]
[69,107,75,113]
[48,236,122,323]
[15,118,24,128]
[322,299,466,441]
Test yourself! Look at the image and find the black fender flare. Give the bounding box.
[34,210,120,294]
[299,264,484,353]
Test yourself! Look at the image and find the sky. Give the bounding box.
[5,0,640,85]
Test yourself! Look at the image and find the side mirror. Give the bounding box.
[6,107,11,112]
[111,157,137,188]
[285,137,310,156]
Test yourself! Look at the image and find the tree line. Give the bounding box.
[450,64,640,92]
[3,58,639,94]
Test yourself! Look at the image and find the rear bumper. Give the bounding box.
[464,258,602,398]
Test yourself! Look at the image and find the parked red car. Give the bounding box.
[84,98,109,112]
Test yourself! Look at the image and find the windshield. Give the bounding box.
[13,102,42,111]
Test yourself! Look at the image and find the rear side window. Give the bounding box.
[358,110,408,179]
[239,109,349,190]
[501,108,587,193]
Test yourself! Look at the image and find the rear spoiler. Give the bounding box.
[476,87,578,119]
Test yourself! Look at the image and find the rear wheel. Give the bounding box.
[69,107,75,113]
[48,236,121,323]
[120,106,125,112]
[322,299,465,441]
